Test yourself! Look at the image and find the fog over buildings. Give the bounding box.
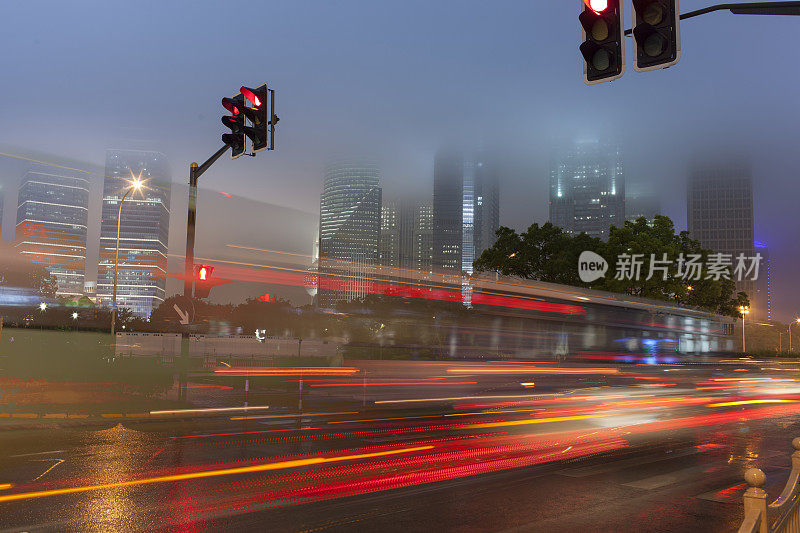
[0,2,798,318]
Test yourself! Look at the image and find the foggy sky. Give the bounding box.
[0,1,798,319]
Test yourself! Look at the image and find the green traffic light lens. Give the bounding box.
[591,18,609,41]
[592,49,611,71]
[643,32,666,57]
[643,2,664,25]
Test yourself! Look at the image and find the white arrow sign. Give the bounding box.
[173,304,190,325]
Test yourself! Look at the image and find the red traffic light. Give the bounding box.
[197,265,214,281]
[584,0,608,12]
[222,97,241,115]
[241,85,268,108]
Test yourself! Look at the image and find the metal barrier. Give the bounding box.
[738,438,800,533]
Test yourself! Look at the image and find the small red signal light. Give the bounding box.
[585,0,608,12]
[222,97,240,115]
[196,265,213,281]
[257,293,272,302]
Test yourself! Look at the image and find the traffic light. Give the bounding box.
[194,264,214,299]
[631,0,680,71]
[579,0,625,85]
[221,94,246,159]
[240,84,275,152]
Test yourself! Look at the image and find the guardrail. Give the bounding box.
[738,438,800,533]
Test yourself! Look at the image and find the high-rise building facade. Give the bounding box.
[433,149,500,274]
[754,241,772,321]
[97,150,171,318]
[380,199,434,273]
[686,155,755,299]
[549,140,625,240]
[318,160,381,307]
[14,166,90,298]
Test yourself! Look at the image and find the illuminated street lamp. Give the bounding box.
[39,302,47,311]
[789,317,800,353]
[72,312,78,320]
[738,305,750,353]
[111,176,143,338]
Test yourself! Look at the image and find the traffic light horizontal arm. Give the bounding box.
[191,145,230,185]
[624,1,800,35]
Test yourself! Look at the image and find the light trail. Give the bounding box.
[309,381,477,388]
[150,406,270,415]
[0,446,434,504]
[0,484,12,491]
[446,366,619,375]
[707,399,799,407]
[465,414,602,429]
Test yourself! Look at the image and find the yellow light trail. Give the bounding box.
[0,484,12,491]
[150,406,270,415]
[375,394,544,404]
[707,400,799,407]
[464,414,601,429]
[0,446,434,504]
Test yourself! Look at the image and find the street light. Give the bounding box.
[39,302,47,311]
[790,318,800,353]
[739,305,750,353]
[111,175,143,338]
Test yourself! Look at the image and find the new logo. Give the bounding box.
[578,251,608,283]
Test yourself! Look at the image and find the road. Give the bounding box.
[1,357,800,532]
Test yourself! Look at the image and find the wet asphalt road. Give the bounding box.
[1,359,799,532]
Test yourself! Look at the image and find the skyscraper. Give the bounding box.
[97,150,171,318]
[549,140,625,239]
[686,155,755,300]
[433,149,500,274]
[380,199,434,273]
[14,166,90,298]
[318,160,381,307]
[754,241,772,321]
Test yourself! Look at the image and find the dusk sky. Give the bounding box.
[1,1,798,318]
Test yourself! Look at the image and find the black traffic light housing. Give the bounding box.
[579,0,625,85]
[221,94,246,159]
[632,0,681,71]
[194,264,214,299]
[240,84,276,152]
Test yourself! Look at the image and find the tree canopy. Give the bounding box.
[474,215,749,317]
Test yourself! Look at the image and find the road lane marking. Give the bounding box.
[623,464,711,490]
[9,450,65,458]
[31,459,64,481]
[0,445,434,504]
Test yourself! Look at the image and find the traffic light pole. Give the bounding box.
[623,1,800,35]
[183,144,230,298]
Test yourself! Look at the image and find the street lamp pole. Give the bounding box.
[111,181,142,338]
[739,306,750,353]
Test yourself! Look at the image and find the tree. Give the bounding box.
[473,222,604,285]
[475,215,749,317]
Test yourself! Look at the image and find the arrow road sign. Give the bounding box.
[173,304,190,325]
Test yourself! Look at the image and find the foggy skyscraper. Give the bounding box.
[380,199,434,273]
[686,155,756,305]
[318,160,381,307]
[97,150,171,318]
[549,140,625,240]
[14,166,90,298]
[433,148,500,274]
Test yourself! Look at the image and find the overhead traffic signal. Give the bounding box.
[579,0,625,85]
[240,84,278,152]
[221,94,246,158]
[631,0,681,71]
[194,264,214,299]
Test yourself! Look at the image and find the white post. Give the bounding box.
[742,468,769,533]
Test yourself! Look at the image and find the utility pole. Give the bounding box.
[183,145,230,298]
